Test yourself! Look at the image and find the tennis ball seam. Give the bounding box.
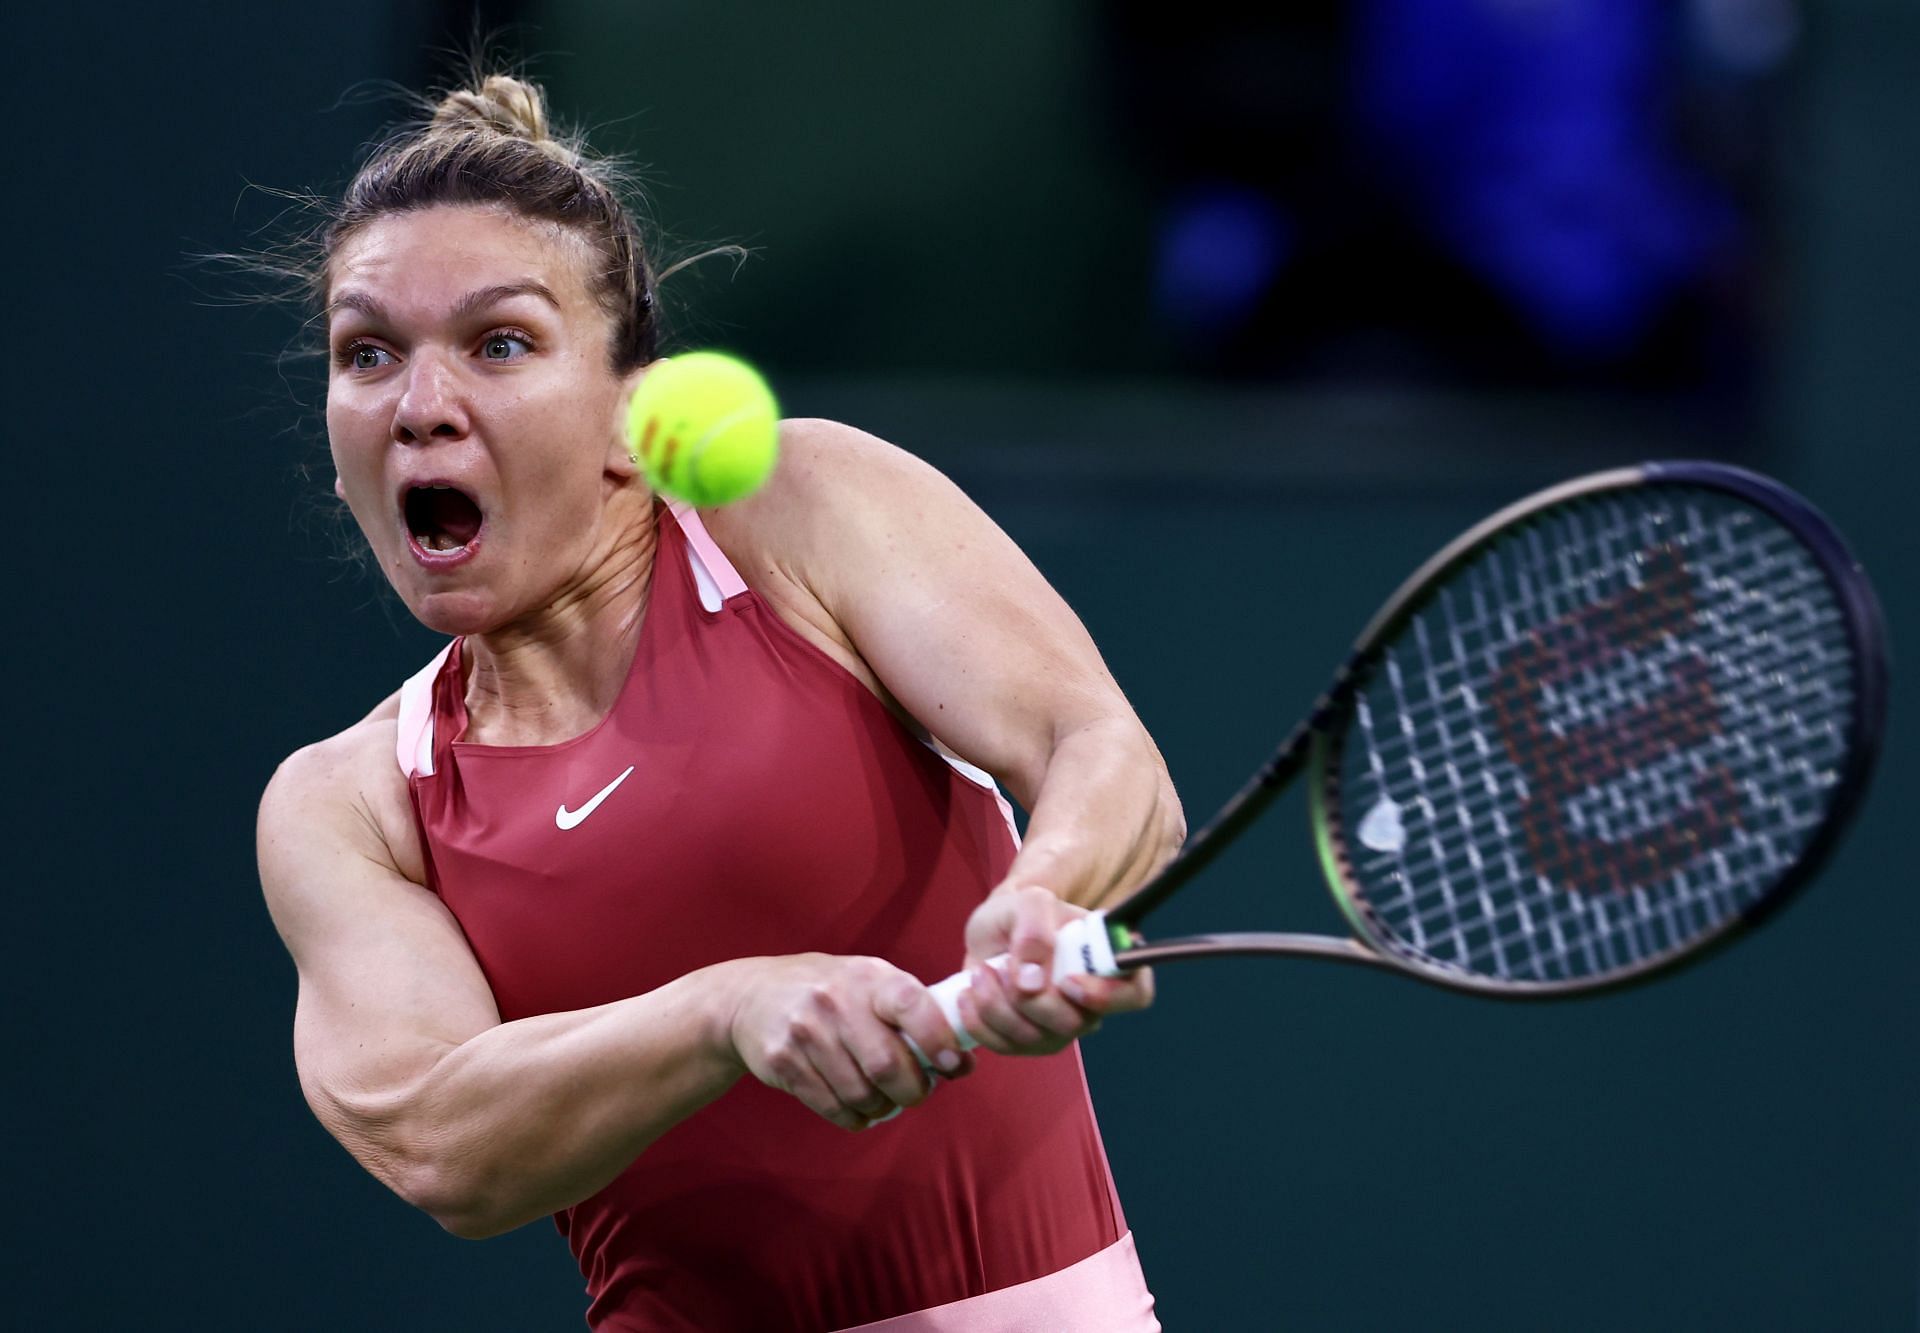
[686,404,771,490]
[623,351,780,507]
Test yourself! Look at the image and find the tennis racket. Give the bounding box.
[927,461,1888,1034]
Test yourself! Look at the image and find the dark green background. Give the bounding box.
[15,4,1914,1329]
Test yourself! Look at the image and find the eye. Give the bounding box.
[482,331,533,361]
[338,341,394,371]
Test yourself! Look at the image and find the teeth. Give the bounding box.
[406,485,477,555]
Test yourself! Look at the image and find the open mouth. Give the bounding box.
[404,484,484,555]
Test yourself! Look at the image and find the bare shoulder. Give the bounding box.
[704,419,960,554]
[258,715,427,921]
[711,417,986,578]
[699,420,962,700]
[262,715,404,816]
[359,686,403,724]
[769,417,940,488]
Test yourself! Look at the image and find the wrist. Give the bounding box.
[1000,834,1078,887]
[687,958,756,1076]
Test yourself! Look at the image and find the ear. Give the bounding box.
[606,360,660,479]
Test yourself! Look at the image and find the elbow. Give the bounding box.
[434,1208,517,1243]
[395,1159,523,1241]
[397,1164,486,1239]
[321,1088,523,1240]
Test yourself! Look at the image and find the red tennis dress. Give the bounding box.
[395,503,1157,1332]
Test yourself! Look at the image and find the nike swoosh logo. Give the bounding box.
[556,765,636,831]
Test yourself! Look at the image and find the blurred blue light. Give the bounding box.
[1691,0,1800,74]
[1153,185,1293,335]
[1355,0,1741,361]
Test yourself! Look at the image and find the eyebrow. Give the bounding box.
[327,281,564,325]
[454,281,563,321]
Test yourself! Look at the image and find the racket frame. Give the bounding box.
[1103,461,1888,997]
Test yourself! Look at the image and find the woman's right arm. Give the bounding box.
[258,720,970,1239]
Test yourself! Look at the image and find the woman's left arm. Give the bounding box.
[706,420,1187,1051]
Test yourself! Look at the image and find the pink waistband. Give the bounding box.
[833,1232,1158,1333]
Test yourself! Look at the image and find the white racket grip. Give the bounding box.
[912,912,1120,1066]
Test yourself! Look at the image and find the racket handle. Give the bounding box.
[909,911,1121,1066]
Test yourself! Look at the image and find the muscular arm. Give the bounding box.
[260,720,968,1238]
[711,421,1186,912]
[707,422,1185,1050]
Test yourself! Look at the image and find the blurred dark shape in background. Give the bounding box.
[1107,0,1796,416]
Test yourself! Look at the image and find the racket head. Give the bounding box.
[1309,462,1888,996]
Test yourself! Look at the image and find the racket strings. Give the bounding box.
[1336,489,1858,985]
[1359,662,1846,838]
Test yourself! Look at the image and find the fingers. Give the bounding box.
[954,958,1091,1057]
[740,960,972,1132]
[756,987,888,1132]
[958,884,1141,1056]
[955,965,1154,1058]
[872,981,975,1082]
[964,884,1065,975]
[1060,966,1154,1016]
[734,940,1144,1133]
[1003,888,1062,989]
[759,1050,872,1133]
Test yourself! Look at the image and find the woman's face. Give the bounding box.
[325,204,642,636]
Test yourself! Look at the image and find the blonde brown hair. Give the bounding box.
[324,73,665,372]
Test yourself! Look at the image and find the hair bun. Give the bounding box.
[431,74,552,142]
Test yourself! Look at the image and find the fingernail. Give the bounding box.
[1060,977,1086,1004]
[936,1050,961,1072]
[1019,963,1046,992]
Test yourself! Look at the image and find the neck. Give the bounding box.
[459,500,661,747]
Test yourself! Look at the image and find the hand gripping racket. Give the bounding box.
[924,461,1888,1042]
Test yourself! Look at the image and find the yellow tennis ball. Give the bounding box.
[624,351,780,507]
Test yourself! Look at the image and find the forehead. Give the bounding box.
[327,205,598,318]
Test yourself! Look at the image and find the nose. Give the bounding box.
[392,350,470,445]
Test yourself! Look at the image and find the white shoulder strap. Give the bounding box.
[395,642,457,779]
[669,500,750,612]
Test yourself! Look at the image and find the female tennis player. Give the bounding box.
[256,73,1180,1332]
